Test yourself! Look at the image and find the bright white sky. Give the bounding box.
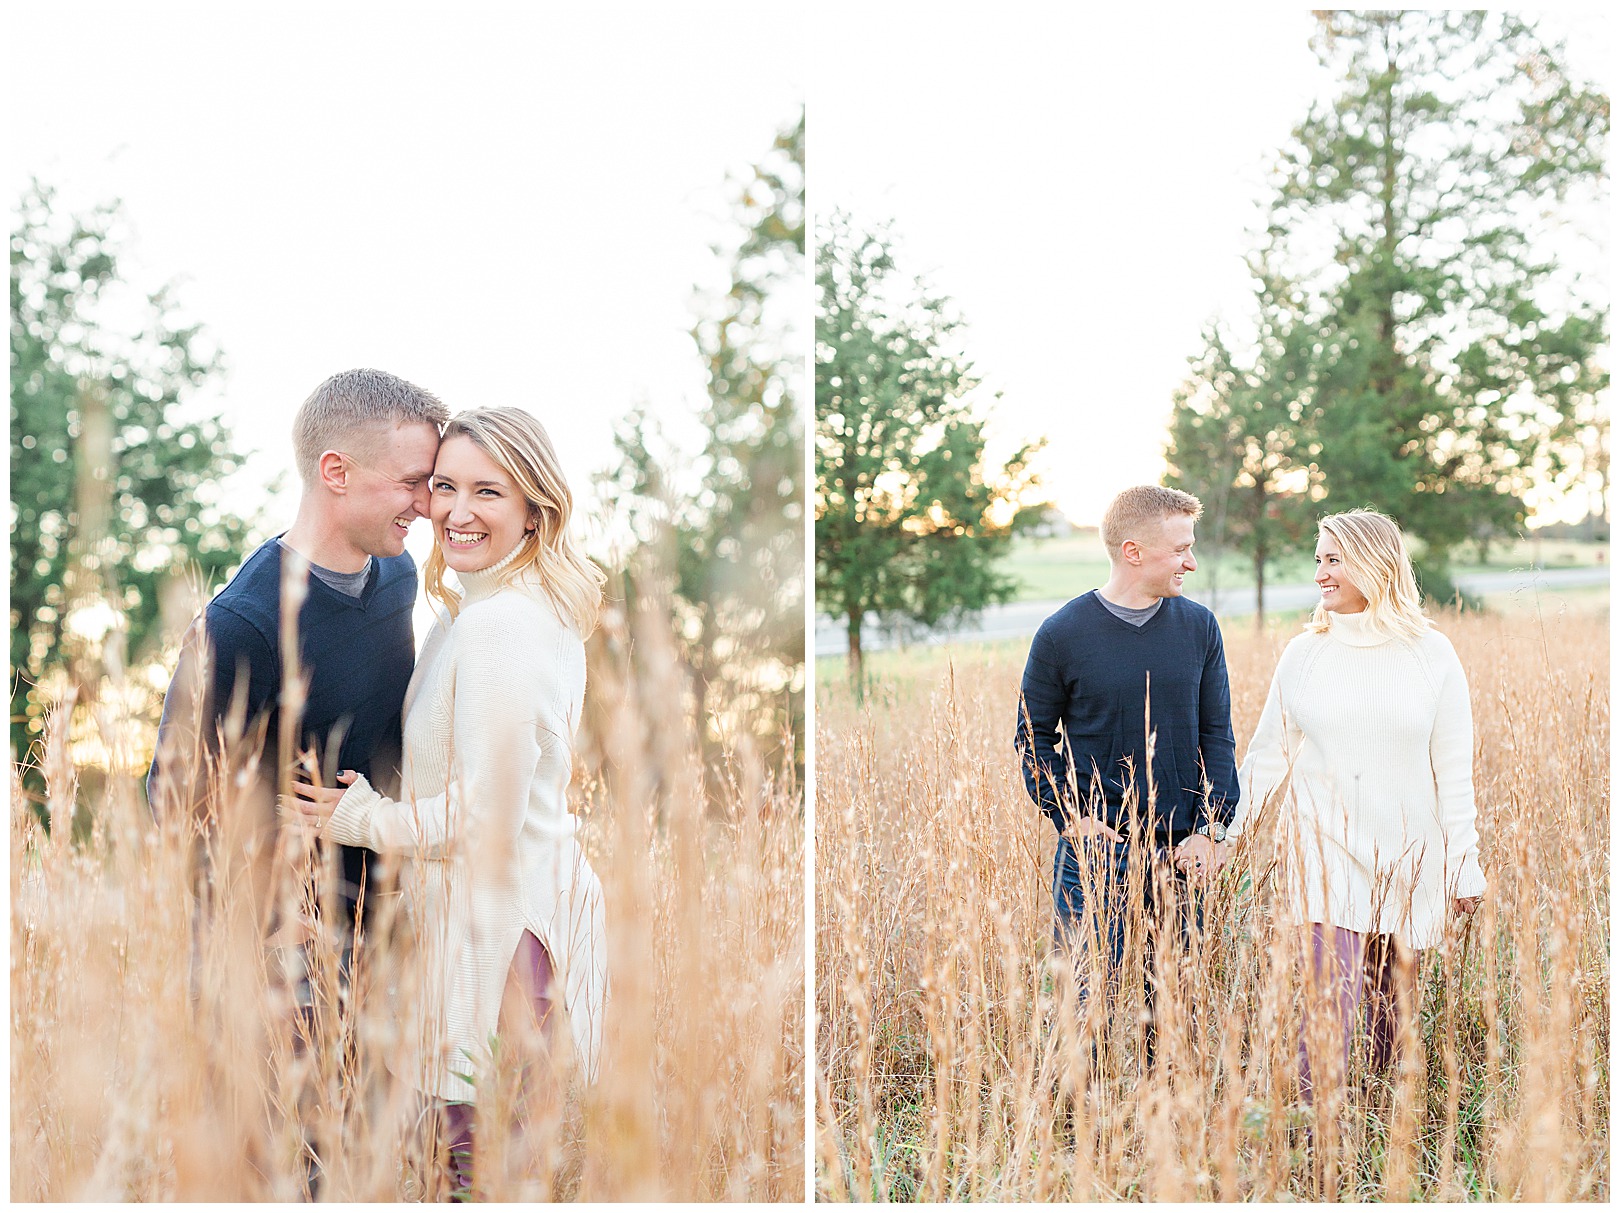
[815,7,1611,527]
[7,6,1608,560]
[9,3,804,573]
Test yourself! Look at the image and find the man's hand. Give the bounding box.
[1172,833,1225,883]
[1454,894,1482,918]
[1068,817,1123,845]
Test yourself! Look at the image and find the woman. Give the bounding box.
[1225,509,1484,1097]
[289,407,607,1180]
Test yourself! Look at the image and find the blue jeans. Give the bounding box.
[1052,833,1201,1062]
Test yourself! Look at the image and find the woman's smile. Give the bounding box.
[431,435,532,572]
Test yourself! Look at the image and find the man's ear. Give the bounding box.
[317,450,349,494]
[1120,539,1142,566]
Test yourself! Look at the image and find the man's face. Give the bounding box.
[1135,512,1198,599]
[340,422,441,558]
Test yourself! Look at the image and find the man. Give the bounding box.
[1014,484,1238,1058]
[148,366,446,956]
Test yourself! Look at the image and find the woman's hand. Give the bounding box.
[1173,833,1226,883]
[1454,894,1483,917]
[284,769,358,832]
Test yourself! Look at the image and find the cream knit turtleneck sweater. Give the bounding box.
[1229,609,1486,950]
[322,542,606,1099]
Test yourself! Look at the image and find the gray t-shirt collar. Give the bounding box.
[277,537,373,600]
[1095,591,1163,627]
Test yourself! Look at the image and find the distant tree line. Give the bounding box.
[1528,515,1610,543]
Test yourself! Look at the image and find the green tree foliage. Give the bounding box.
[603,112,805,776]
[1165,257,1319,620]
[10,181,250,786]
[1288,12,1607,554]
[815,213,1039,680]
[1169,11,1607,597]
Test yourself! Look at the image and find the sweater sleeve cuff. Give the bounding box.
[1220,797,1247,840]
[322,774,382,848]
[1449,852,1486,900]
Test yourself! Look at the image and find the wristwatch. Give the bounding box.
[1195,822,1227,843]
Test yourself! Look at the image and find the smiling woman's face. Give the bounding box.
[1314,532,1369,613]
[429,435,533,573]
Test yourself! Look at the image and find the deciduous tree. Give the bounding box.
[815,214,1038,681]
[1165,258,1318,621]
[10,182,251,794]
[602,113,805,775]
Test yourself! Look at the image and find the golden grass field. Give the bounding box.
[815,599,1609,1201]
[11,601,804,1202]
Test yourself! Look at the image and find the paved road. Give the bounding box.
[814,565,1609,657]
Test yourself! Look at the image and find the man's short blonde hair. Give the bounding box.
[1100,485,1203,557]
[291,368,448,486]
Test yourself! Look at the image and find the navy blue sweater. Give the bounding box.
[1015,591,1238,842]
[147,536,417,917]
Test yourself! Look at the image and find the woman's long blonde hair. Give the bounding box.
[1306,508,1430,640]
[423,407,605,635]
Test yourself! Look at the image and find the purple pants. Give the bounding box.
[440,930,557,1195]
[1298,924,1413,1103]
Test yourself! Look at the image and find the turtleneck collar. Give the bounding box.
[454,539,530,606]
[1325,608,1388,648]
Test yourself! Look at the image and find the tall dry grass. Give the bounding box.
[11,593,803,1201]
[815,606,1608,1201]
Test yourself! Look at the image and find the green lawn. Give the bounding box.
[996,536,1113,601]
[998,534,1609,604]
